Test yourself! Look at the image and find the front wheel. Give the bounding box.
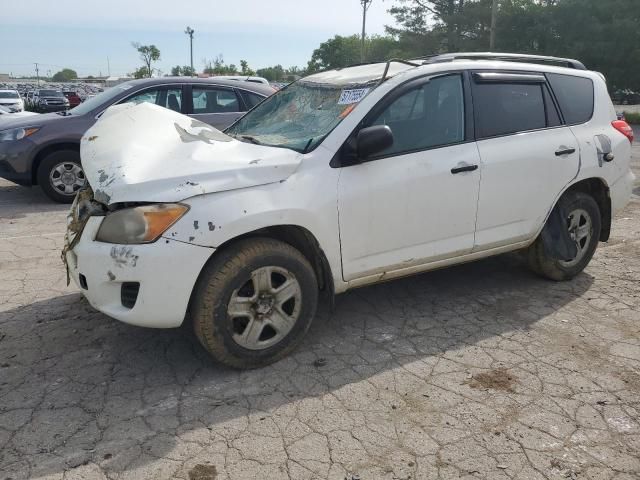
[37,150,86,203]
[527,191,601,281]
[191,238,319,368]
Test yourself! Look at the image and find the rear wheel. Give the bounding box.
[37,150,86,203]
[191,238,318,368]
[527,191,601,281]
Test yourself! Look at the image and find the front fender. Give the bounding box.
[164,179,344,291]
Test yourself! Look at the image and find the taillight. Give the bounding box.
[612,120,634,144]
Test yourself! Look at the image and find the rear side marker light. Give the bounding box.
[612,120,634,144]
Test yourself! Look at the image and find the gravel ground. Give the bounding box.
[0,132,639,480]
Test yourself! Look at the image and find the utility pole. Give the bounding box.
[107,57,111,76]
[490,0,499,50]
[34,63,40,85]
[185,26,195,74]
[360,0,373,63]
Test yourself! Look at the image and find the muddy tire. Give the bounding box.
[191,238,318,369]
[527,191,601,281]
[37,150,86,203]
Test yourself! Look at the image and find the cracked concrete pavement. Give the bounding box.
[1,133,639,479]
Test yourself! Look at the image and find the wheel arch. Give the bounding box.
[188,224,335,319]
[31,142,80,185]
[563,177,611,241]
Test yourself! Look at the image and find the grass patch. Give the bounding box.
[623,112,640,124]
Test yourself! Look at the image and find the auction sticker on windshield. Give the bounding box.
[338,88,370,105]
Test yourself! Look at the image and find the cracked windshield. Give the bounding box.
[226,81,373,152]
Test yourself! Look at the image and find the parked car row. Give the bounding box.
[611,89,640,105]
[0,77,275,201]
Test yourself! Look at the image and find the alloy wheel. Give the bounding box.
[49,162,86,196]
[227,266,302,350]
[559,208,592,267]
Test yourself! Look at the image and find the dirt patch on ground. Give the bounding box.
[188,464,217,480]
[467,368,517,392]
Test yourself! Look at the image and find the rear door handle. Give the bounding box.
[555,147,576,156]
[451,164,478,174]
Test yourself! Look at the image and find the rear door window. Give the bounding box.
[474,83,546,138]
[546,73,594,125]
[121,87,183,113]
[238,90,265,109]
[123,89,160,105]
[192,87,240,114]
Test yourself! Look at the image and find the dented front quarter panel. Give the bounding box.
[80,102,303,205]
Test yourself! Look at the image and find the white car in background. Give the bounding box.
[214,75,270,85]
[65,53,634,368]
[0,105,38,123]
[0,89,25,112]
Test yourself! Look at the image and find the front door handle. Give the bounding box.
[555,147,576,156]
[451,164,478,174]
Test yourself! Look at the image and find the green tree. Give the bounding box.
[306,35,408,73]
[240,60,255,75]
[256,65,286,82]
[182,66,196,76]
[170,65,196,76]
[132,42,161,77]
[203,55,238,75]
[52,68,78,82]
[387,0,495,53]
[130,66,149,79]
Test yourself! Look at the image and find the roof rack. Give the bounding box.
[378,59,421,85]
[422,52,587,70]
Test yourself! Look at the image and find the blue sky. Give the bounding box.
[1,0,397,78]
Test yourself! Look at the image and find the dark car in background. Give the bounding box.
[63,91,82,108]
[0,77,274,202]
[32,89,70,112]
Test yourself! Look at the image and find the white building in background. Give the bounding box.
[105,76,133,87]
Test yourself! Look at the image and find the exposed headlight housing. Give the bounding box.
[95,204,189,244]
[0,127,40,142]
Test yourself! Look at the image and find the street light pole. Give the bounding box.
[361,0,373,63]
[185,26,195,75]
[490,0,499,50]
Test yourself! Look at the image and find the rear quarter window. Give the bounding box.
[546,73,594,125]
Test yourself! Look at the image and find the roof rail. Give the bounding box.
[423,52,587,70]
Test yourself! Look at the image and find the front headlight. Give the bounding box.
[95,204,189,244]
[0,127,40,142]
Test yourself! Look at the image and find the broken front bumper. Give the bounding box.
[65,215,214,328]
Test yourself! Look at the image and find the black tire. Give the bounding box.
[37,150,86,203]
[527,191,601,281]
[191,238,319,369]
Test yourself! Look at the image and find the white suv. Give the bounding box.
[65,53,635,368]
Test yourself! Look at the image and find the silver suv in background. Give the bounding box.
[0,77,274,202]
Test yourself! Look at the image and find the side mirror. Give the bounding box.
[356,125,393,160]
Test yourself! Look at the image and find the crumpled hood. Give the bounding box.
[80,102,302,205]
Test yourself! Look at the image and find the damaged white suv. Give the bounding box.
[64,53,635,368]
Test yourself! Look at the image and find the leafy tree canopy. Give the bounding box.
[52,68,78,82]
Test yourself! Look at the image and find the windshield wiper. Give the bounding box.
[302,138,314,153]
[239,135,262,145]
[56,111,72,116]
